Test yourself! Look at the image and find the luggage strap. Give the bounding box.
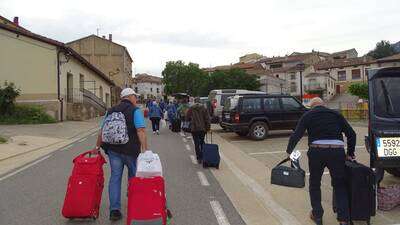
[73,149,106,164]
[275,157,302,170]
[276,157,290,167]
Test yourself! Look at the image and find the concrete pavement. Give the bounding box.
[0,122,245,225]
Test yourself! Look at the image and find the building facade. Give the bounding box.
[0,18,114,121]
[133,73,164,100]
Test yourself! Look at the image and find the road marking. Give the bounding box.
[91,132,98,137]
[0,155,52,182]
[230,140,250,143]
[190,155,197,164]
[185,144,191,151]
[197,171,210,186]
[210,200,231,225]
[78,137,87,143]
[182,138,187,143]
[306,171,329,176]
[220,152,301,225]
[62,144,74,151]
[249,145,365,155]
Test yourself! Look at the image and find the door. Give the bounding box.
[263,97,284,129]
[67,73,73,102]
[239,98,263,124]
[281,97,305,129]
[336,84,341,94]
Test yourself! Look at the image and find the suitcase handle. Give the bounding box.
[206,132,213,144]
[73,150,106,164]
[274,157,302,170]
[276,157,290,167]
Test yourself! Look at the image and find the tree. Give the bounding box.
[209,68,261,91]
[0,81,20,115]
[348,83,368,99]
[162,61,208,96]
[367,40,396,59]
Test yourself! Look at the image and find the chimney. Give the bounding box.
[109,34,112,41]
[102,35,106,39]
[13,17,19,26]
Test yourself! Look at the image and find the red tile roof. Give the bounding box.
[134,74,162,84]
[376,53,400,62]
[314,57,373,70]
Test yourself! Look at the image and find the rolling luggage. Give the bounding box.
[333,160,375,225]
[171,119,181,133]
[271,157,305,188]
[202,132,220,169]
[127,176,167,225]
[377,184,400,211]
[62,150,106,219]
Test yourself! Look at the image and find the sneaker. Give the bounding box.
[110,210,122,221]
[157,130,160,135]
[310,212,323,225]
[153,131,156,134]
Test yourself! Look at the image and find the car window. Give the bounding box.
[242,98,262,113]
[281,97,301,110]
[264,98,280,111]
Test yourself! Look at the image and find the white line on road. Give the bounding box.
[78,137,87,143]
[182,138,187,143]
[185,144,191,151]
[62,144,74,151]
[190,155,197,164]
[91,132,98,137]
[210,200,231,225]
[220,152,301,225]
[249,146,365,156]
[197,171,210,186]
[0,155,52,182]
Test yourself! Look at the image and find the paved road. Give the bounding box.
[0,124,245,225]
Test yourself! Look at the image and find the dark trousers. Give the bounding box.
[192,131,206,160]
[150,117,161,132]
[307,148,349,221]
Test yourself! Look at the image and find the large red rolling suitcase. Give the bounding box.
[127,176,167,225]
[62,150,106,219]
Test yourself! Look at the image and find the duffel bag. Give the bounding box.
[271,157,305,188]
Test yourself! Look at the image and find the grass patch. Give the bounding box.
[0,136,6,144]
[0,105,56,125]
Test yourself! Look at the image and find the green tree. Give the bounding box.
[367,40,396,59]
[348,83,368,99]
[0,81,20,115]
[209,68,261,91]
[162,61,208,96]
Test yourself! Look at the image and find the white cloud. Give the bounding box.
[1,0,399,76]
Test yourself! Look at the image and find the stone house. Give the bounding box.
[133,73,164,100]
[0,17,114,121]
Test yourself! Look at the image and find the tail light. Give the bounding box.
[234,113,240,123]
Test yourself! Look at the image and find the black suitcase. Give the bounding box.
[202,133,220,169]
[271,158,305,188]
[333,160,376,225]
[171,119,181,133]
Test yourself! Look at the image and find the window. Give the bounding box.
[281,97,301,110]
[157,88,160,94]
[135,87,138,93]
[352,69,361,80]
[270,63,282,69]
[290,82,297,93]
[365,68,370,79]
[264,98,280,111]
[242,98,262,113]
[99,86,103,101]
[338,71,346,81]
[79,74,84,91]
[290,73,296,80]
[275,74,279,78]
[150,87,153,92]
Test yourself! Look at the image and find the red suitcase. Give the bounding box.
[62,150,106,219]
[127,176,167,225]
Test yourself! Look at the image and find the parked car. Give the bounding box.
[208,89,265,125]
[365,67,400,180]
[221,94,307,140]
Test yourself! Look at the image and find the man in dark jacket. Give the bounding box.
[286,97,356,225]
[187,97,211,164]
[96,88,148,221]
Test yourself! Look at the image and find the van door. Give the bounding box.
[263,97,284,129]
[281,97,306,129]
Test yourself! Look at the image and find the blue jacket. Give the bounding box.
[149,104,163,119]
[167,104,177,120]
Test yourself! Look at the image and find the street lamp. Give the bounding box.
[296,63,306,103]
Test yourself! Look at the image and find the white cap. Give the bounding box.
[120,88,139,98]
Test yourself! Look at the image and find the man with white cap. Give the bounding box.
[286,97,356,225]
[96,88,148,221]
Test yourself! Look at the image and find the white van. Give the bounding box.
[208,89,265,124]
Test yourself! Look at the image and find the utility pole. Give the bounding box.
[297,63,306,103]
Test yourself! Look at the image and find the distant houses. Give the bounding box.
[133,73,164,100]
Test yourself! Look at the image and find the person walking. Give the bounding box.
[149,101,163,135]
[285,97,356,225]
[166,101,177,129]
[187,97,211,164]
[95,88,148,221]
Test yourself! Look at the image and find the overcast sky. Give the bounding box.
[1,0,399,76]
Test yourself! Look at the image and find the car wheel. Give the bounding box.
[235,131,249,137]
[250,122,268,140]
[385,168,400,177]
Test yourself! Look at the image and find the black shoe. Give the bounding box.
[197,159,202,164]
[110,210,122,221]
[310,212,323,225]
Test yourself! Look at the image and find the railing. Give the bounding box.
[66,88,106,110]
[66,88,83,103]
[82,89,106,110]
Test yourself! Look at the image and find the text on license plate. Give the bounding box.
[376,137,400,157]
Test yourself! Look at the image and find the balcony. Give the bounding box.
[304,82,326,91]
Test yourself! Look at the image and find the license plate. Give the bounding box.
[376,137,400,157]
[224,114,230,119]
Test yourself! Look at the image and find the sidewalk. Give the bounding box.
[0,118,102,175]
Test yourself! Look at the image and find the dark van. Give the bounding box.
[221,94,307,140]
